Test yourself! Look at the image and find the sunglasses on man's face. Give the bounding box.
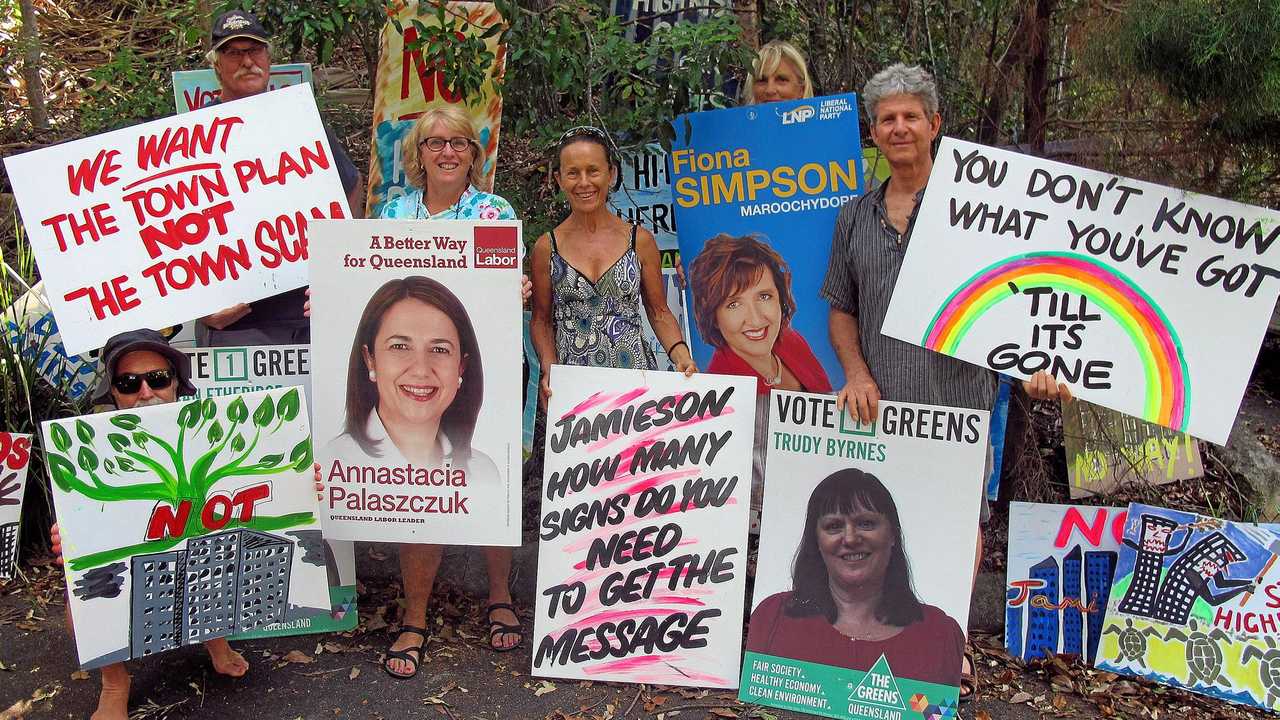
[112,369,175,395]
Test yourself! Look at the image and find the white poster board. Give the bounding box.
[881,138,1280,445]
[0,432,33,580]
[43,388,329,668]
[533,365,755,687]
[3,83,350,355]
[742,394,988,718]
[183,344,311,403]
[310,219,521,545]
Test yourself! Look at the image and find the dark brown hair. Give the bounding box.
[688,234,796,348]
[788,468,923,626]
[344,277,482,462]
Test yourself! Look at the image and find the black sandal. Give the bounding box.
[959,648,977,703]
[383,625,428,679]
[485,603,523,653]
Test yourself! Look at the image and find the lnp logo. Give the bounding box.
[780,105,815,125]
[473,226,519,269]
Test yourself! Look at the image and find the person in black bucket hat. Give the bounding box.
[55,328,248,720]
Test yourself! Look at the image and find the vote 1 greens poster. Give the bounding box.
[742,392,989,719]
[669,95,864,390]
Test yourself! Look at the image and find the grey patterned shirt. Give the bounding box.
[820,181,997,411]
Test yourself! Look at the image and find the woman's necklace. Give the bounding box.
[418,189,465,219]
[763,354,783,386]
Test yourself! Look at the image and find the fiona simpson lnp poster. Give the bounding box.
[310,219,522,546]
[742,393,988,719]
[533,365,755,687]
[880,138,1280,445]
[669,95,864,388]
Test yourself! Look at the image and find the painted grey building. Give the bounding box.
[0,522,21,580]
[130,528,293,657]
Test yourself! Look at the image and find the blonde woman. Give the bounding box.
[381,106,514,220]
[744,40,814,105]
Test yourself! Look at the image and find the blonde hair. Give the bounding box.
[402,106,486,190]
[744,40,814,104]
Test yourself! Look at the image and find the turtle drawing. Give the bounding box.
[1242,637,1280,708]
[1163,619,1231,687]
[1103,618,1162,666]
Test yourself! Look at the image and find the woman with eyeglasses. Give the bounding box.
[530,126,696,403]
[380,106,514,221]
[338,105,523,675]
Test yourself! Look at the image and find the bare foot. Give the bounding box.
[204,638,249,678]
[91,669,130,720]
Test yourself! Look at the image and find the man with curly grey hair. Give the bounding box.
[820,63,1072,701]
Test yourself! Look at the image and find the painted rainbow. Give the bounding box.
[923,251,1190,431]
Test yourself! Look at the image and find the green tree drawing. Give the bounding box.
[47,388,314,571]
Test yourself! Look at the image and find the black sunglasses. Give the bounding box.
[112,369,174,394]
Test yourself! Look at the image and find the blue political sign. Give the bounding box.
[670,95,864,388]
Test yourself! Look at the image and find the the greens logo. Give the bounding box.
[848,654,906,710]
[838,410,877,437]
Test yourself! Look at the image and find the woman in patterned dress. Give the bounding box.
[530,126,696,403]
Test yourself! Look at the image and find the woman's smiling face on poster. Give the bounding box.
[557,140,615,213]
[715,268,783,362]
[362,298,465,429]
[815,505,895,591]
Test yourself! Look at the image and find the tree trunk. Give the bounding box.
[734,0,759,49]
[977,2,1026,145]
[16,0,49,132]
[1022,0,1055,154]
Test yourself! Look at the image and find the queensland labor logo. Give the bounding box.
[473,226,518,269]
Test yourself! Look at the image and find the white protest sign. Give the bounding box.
[881,138,1280,445]
[3,83,350,355]
[43,388,329,668]
[533,365,755,687]
[0,432,33,580]
[310,219,522,545]
[742,394,987,718]
[183,344,311,403]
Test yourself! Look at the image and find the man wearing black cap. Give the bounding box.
[51,329,249,720]
[200,9,364,346]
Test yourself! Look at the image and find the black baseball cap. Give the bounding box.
[211,10,270,51]
[91,329,197,406]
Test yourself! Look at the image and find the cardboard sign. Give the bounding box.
[614,143,679,252]
[183,344,311,403]
[1098,504,1280,712]
[43,388,329,668]
[670,95,864,389]
[172,64,313,113]
[3,84,350,355]
[367,1,505,216]
[310,219,522,545]
[533,365,755,686]
[3,282,101,399]
[610,0,729,42]
[1063,399,1202,497]
[177,343,357,638]
[880,138,1280,445]
[742,393,988,719]
[0,432,33,580]
[1005,502,1125,665]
